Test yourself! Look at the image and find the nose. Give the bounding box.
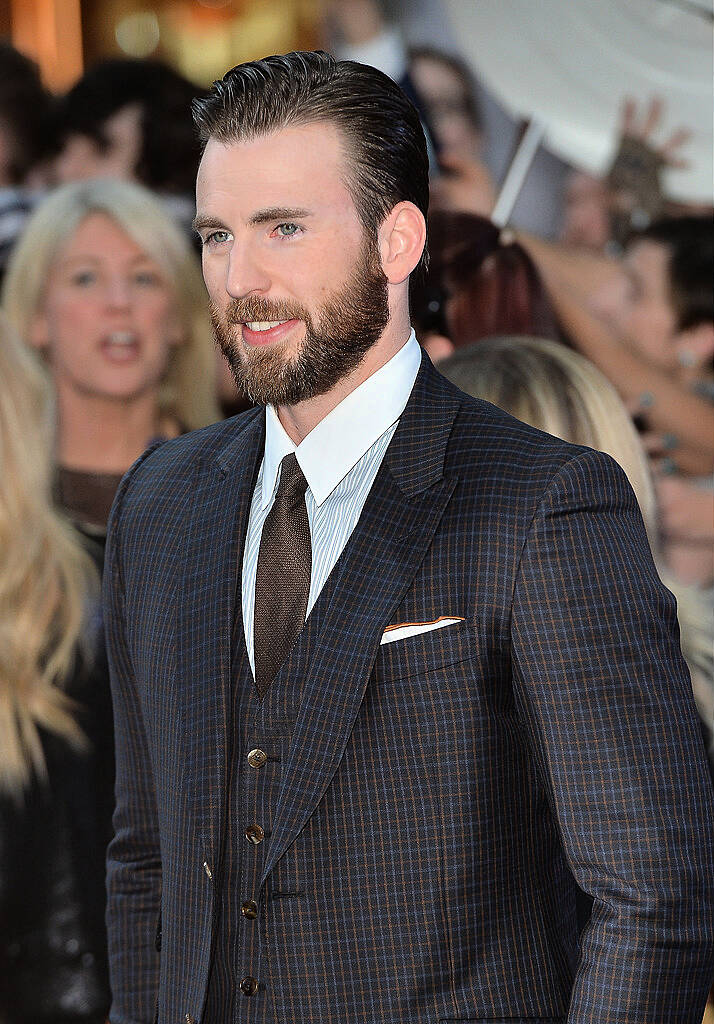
[225,242,271,299]
[104,275,132,310]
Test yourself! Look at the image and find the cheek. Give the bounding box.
[138,294,176,340]
[201,255,226,300]
[43,294,98,356]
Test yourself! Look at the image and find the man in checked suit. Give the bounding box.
[104,51,714,1023]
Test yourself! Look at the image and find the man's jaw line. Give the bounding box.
[276,319,409,446]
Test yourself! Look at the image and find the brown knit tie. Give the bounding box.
[253,453,312,696]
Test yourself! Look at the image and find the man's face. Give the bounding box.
[592,239,678,369]
[195,122,389,407]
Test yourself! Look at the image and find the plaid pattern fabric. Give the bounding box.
[104,353,714,1023]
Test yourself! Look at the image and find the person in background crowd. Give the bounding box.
[407,45,483,163]
[438,334,714,774]
[518,215,714,586]
[560,97,698,253]
[324,0,496,215]
[2,178,219,535]
[0,44,56,281]
[0,312,110,1021]
[0,43,55,189]
[54,59,207,238]
[408,45,496,217]
[410,210,561,362]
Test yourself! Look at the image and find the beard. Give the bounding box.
[210,236,390,407]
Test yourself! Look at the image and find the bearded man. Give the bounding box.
[103,52,714,1024]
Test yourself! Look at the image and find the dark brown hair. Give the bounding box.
[192,50,430,274]
[411,211,560,346]
[633,216,713,332]
[57,58,206,195]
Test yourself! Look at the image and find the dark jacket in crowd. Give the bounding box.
[0,536,113,1023]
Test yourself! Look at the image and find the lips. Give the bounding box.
[241,319,300,347]
[99,330,140,363]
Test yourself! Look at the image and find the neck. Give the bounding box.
[277,312,411,445]
[57,385,171,473]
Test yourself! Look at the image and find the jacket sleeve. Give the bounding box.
[511,447,714,1022]
[104,455,162,1024]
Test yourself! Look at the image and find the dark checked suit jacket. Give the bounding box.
[104,353,714,1024]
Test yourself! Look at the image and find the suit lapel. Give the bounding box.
[261,358,462,885]
[177,409,264,861]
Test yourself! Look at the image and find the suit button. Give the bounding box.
[186,1015,196,1024]
[240,975,258,996]
[245,823,265,845]
[247,748,267,768]
[241,899,258,919]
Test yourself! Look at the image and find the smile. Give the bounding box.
[244,320,290,332]
[240,319,300,348]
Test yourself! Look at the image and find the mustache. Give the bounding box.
[222,297,308,325]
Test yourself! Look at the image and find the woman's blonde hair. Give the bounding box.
[0,313,98,796]
[2,178,219,431]
[439,335,713,735]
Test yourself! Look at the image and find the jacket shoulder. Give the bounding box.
[447,387,590,481]
[109,407,262,526]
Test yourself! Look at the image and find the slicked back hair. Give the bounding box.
[192,50,429,276]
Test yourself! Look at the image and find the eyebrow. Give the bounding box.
[192,207,313,234]
[60,253,158,267]
[247,207,312,226]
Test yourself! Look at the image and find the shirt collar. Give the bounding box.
[261,330,421,509]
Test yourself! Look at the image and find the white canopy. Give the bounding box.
[443,0,713,203]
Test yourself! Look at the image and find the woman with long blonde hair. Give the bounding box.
[438,335,713,762]
[0,313,110,1018]
[2,177,219,532]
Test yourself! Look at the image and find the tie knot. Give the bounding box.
[275,452,308,505]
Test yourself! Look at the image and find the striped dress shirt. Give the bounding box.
[241,330,421,674]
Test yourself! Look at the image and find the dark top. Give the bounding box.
[56,466,125,534]
[0,529,113,1022]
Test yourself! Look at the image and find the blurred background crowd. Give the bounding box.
[0,0,712,1019]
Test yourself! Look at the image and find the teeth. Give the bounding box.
[245,321,288,332]
[106,331,136,345]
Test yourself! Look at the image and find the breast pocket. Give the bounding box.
[373,618,476,683]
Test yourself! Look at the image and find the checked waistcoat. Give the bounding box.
[204,576,325,1021]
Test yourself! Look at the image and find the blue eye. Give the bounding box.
[275,223,300,238]
[204,229,231,247]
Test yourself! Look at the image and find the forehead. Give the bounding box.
[56,213,149,263]
[196,121,356,219]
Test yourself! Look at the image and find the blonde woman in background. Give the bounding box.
[438,335,713,768]
[0,313,110,1020]
[2,178,219,535]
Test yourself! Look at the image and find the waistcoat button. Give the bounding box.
[247,748,268,768]
[241,899,258,919]
[240,975,259,996]
[245,823,265,845]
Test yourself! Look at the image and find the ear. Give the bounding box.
[674,322,714,370]
[378,201,427,285]
[28,312,50,350]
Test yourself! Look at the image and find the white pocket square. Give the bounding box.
[380,616,465,645]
